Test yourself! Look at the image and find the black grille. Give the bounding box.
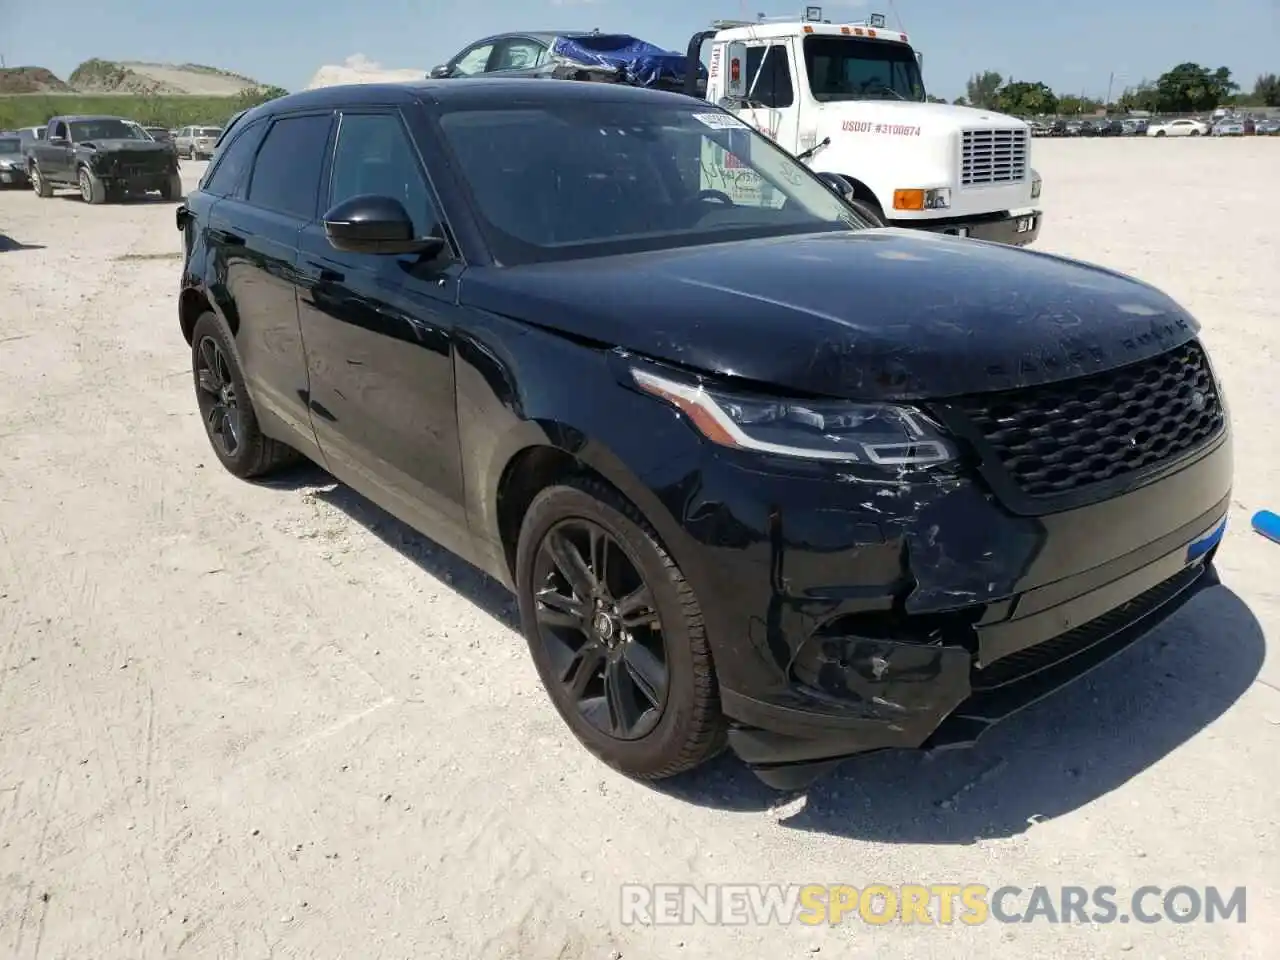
[951,341,1224,498]
[972,562,1204,691]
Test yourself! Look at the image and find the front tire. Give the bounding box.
[29,163,52,197]
[78,165,106,204]
[161,173,183,201]
[515,478,727,780]
[849,198,885,227]
[190,312,299,479]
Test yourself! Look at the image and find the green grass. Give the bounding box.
[0,94,256,130]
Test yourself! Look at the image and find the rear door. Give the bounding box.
[295,106,471,555]
[206,111,334,446]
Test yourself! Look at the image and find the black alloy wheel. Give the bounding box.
[532,518,669,741]
[194,335,242,458]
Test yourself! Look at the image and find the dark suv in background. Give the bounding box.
[176,80,1232,789]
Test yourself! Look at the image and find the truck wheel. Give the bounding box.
[160,173,183,201]
[849,199,885,227]
[29,163,53,198]
[78,166,107,204]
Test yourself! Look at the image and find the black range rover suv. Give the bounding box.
[175,79,1232,789]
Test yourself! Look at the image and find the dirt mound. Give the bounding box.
[67,59,262,95]
[307,54,423,90]
[0,66,71,94]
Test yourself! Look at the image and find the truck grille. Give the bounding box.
[960,128,1030,186]
[949,340,1224,498]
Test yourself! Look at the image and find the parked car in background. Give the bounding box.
[1255,118,1280,136]
[1096,119,1125,136]
[0,133,29,188]
[1049,118,1068,136]
[26,114,183,203]
[174,78,1232,790]
[13,125,46,154]
[1122,118,1149,135]
[146,127,173,142]
[1212,117,1246,136]
[1147,118,1208,137]
[174,125,223,159]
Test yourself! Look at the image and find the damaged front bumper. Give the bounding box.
[671,428,1231,790]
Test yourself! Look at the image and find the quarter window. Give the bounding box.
[201,121,264,198]
[247,114,333,218]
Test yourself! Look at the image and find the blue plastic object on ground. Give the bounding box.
[1252,510,1280,544]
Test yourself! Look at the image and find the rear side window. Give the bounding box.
[201,121,264,198]
[247,114,333,219]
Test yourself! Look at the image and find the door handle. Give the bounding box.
[305,261,343,283]
[209,228,244,246]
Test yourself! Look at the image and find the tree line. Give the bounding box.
[930,64,1279,116]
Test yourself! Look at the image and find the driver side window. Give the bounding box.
[491,39,547,72]
[452,43,495,76]
[743,45,794,108]
[51,120,67,140]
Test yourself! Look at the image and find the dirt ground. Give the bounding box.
[1,139,1277,959]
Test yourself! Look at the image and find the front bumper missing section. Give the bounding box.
[723,553,1221,791]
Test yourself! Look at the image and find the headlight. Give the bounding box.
[1030,171,1042,199]
[0,159,13,169]
[630,367,956,465]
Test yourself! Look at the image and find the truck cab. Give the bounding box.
[693,8,1042,245]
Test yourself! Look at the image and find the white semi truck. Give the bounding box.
[683,8,1042,245]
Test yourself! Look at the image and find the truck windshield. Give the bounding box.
[68,119,146,141]
[436,100,868,265]
[803,36,925,102]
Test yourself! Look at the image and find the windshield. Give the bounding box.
[68,119,145,141]
[0,137,20,154]
[803,36,924,102]
[435,101,866,265]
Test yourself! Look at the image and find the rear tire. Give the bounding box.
[190,311,300,479]
[1155,130,1166,137]
[1190,129,1201,137]
[515,477,727,781]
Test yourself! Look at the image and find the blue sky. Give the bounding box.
[2,0,1276,100]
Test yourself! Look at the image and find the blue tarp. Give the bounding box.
[551,34,701,88]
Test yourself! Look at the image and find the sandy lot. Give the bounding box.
[0,140,1277,959]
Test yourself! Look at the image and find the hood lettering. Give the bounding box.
[843,120,922,136]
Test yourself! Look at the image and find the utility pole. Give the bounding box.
[1106,71,1115,110]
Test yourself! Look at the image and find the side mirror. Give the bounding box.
[724,41,748,99]
[816,171,856,200]
[322,194,445,256]
[429,64,451,79]
[49,136,68,147]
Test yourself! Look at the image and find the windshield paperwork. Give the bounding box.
[803,36,925,102]
[68,119,147,141]
[437,102,868,264]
